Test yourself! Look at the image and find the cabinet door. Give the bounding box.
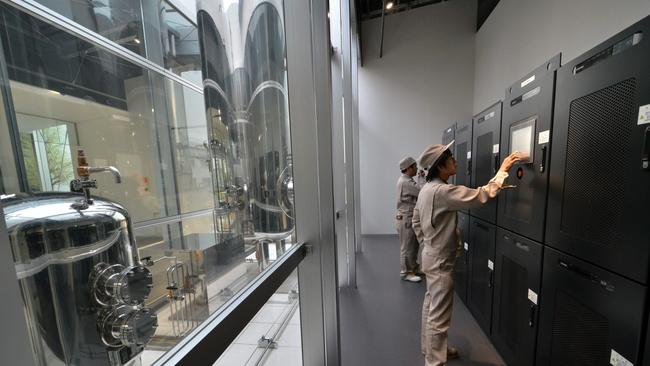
[491,228,542,366]
[454,121,472,213]
[471,102,501,224]
[536,248,646,366]
[454,211,470,304]
[546,17,650,284]
[467,216,496,335]
[497,54,560,243]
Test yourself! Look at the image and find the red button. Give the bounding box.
[516,167,524,179]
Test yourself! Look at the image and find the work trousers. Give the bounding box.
[396,214,419,274]
[420,246,455,366]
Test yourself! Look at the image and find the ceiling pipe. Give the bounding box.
[379,0,386,57]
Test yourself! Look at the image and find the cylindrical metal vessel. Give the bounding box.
[2,192,156,366]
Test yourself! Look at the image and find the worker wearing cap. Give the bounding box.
[396,156,422,283]
[413,141,524,366]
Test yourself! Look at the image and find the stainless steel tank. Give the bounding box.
[3,168,156,365]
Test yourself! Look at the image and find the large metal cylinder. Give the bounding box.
[2,192,156,366]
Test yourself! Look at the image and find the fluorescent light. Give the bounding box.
[386,2,394,10]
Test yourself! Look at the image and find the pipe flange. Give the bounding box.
[99,305,158,348]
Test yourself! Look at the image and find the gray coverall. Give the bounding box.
[396,173,422,275]
[412,171,508,366]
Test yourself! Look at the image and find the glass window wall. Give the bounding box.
[0,0,297,365]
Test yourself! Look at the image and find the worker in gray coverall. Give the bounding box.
[413,141,524,366]
[396,156,423,283]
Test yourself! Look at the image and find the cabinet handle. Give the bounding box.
[642,126,650,170]
[529,304,536,328]
[488,269,494,288]
[539,145,547,173]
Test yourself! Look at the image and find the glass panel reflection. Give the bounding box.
[32,0,146,56]
[160,1,201,77]
[0,3,168,221]
[199,0,294,244]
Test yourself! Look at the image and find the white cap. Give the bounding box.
[418,140,455,170]
[399,156,417,171]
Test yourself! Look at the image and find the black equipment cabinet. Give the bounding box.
[467,216,496,335]
[491,228,543,366]
[442,122,456,147]
[454,211,470,304]
[497,54,561,243]
[641,318,650,366]
[471,102,502,224]
[546,16,650,284]
[442,123,457,184]
[536,247,647,366]
[454,120,472,213]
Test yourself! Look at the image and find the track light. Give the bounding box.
[385,2,394,10]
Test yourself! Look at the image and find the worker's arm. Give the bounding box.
[442,172,509,210]
[412,201,424,244]
[443,152,525,211]
[402,178,421,198]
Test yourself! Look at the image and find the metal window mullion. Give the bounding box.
[2,0,203,94]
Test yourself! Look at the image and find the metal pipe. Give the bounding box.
[380,0,386,58]
[88,166,122,183]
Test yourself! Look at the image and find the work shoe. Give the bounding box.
[447,346,459,359]
[403,273,422,282]
[400,272,407,280]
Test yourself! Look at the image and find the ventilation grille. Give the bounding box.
[561,78,636,246]
[497,256,529,351]
[550,290,609,365]
[456,142,468,186]
[476,132,494,185]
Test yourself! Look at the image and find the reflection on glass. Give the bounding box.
[17,114,76,192]
[199,0,295,243]
[32,0,145,56]
[0,3,168,221]
[160,1,201,77]
[165,80,214,213]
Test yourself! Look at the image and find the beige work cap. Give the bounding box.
[418,140,455,170]
[399,156,417,171]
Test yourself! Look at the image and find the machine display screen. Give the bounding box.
[510,117,535,163]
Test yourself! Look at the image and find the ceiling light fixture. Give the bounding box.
[385,2,394,10]
[134,38,141,44]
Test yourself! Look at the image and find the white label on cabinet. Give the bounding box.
[493,144,500,154]
[528,289,538,305]
[464,242,469,251]
[538,130,550,144]
[521,75,536,88]
[487,259,494,270]
[610,349,633,366]
[638,104,650,125]
[467,151,472,160]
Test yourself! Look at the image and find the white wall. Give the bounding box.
[473,0,650,113]
[359,0,477,235]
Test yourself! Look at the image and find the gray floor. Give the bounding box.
[340,235,505,366]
